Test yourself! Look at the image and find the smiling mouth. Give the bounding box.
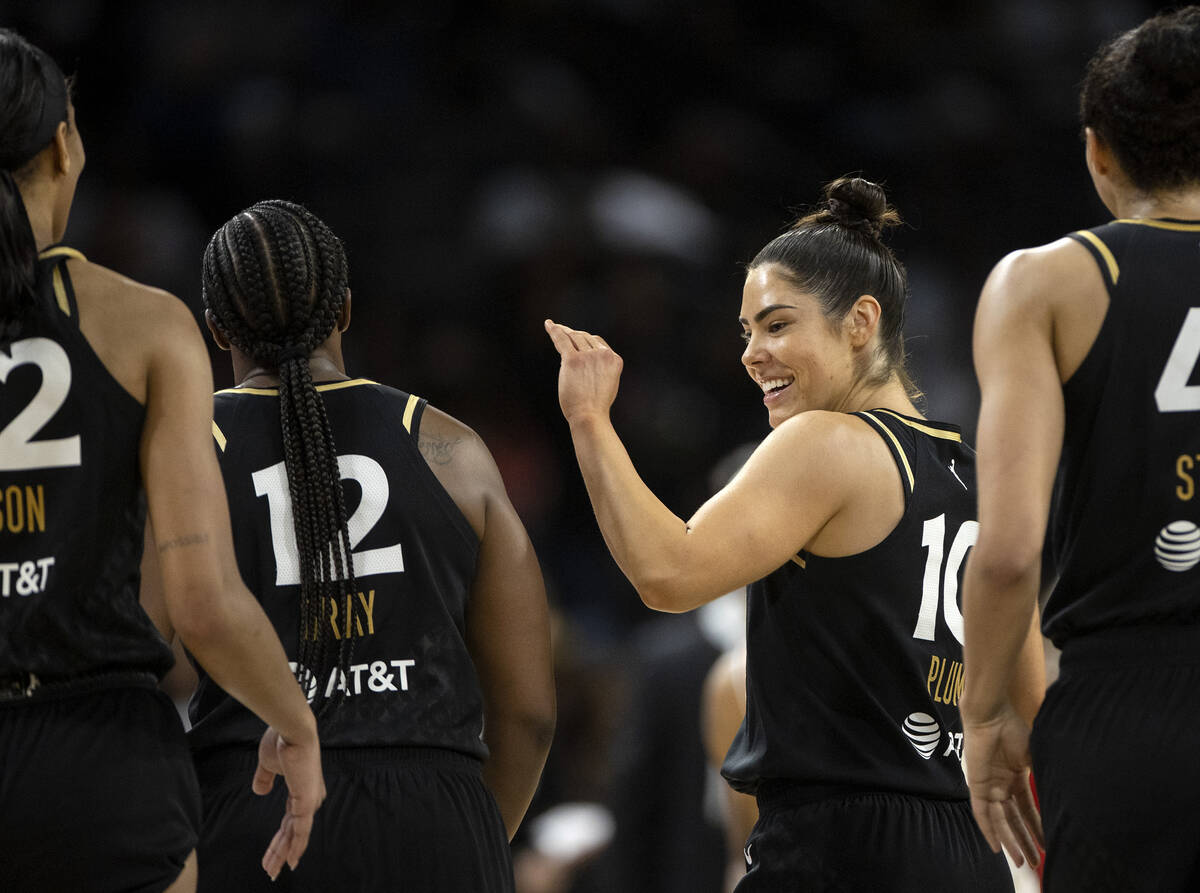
[759,377,793,396]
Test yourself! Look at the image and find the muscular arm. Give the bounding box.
[421,411,556,840]
[961,242,1103,866]
[545,320,858,612]
[139,297,322,875]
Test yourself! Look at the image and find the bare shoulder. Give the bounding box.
[977,236,1106,380]
[766,409,885,471]
[416,404,504,537]
[64,257,203,403]
[68,258,192,332]
[981,237,1100,317]
[416,404,494,471]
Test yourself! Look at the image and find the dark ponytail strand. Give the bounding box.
[202,200,359,716]
[0,28,69,328]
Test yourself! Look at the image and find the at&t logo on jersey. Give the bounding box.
[1154,521,1200,571]
[901,711,964,761]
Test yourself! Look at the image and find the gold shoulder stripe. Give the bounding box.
[859,411,915,493]
[214,386,278,396]
[51,265,69,316]
[1073,230,1119,286]
[314,378,377,393]
[874,409,962,442]
[790,554,806,569]
[212,420,227,452]
[1115,218,1200,232]
[37,246,86,262]
[402,393,420,433]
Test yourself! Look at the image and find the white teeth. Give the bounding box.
[759,378,793,393]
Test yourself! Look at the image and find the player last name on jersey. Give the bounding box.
[926,654,963,707]
[0,483,54,597]
[304,590,378,640]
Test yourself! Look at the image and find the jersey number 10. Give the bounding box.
[913,514,979,645]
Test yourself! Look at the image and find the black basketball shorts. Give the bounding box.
[735,785,1013,892]
[0,684,200,893]
[1032,625,1200,893]
[195,744,514,893]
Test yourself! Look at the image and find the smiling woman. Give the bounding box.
[546,176,1038,891]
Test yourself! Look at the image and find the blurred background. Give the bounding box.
[10,0,1153,889]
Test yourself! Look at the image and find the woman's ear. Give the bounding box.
[204,310,232,351]
[847,294,882,348]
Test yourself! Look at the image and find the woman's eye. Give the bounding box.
[768,321,787,333]
[739,331,751,343]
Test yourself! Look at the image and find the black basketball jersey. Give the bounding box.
[0,247,170,679]
[722,410,976,800]
[1044,219,1200,646]
[187,380,486,758]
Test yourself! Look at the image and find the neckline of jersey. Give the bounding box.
[215,377,377,396]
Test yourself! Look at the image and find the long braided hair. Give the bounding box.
[0,28,69,328]
[202,199,359,715]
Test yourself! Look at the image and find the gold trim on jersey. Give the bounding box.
[214,377,378,396]
[1115,218,1200,232]
[211,420,227,452]
[873,409,962,443]
[1073,230,1120,286]
[402,394,420,434]
[37,246,86,262]
[51,266,69,315]
[790,554,806,569]
[858,411,915,493]
[37,247,86,316]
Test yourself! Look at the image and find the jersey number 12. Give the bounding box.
[252,453,405,586]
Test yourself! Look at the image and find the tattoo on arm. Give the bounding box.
[157,533,211,554]
[419,435,462,465]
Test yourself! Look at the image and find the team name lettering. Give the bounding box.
[0,556,54,596]
[926,654,964,706]
[0,485,45,533]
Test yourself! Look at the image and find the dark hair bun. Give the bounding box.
[1131,7,1200,98]
[822,176,901,239]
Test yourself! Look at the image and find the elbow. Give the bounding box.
[968,537,1043,590]
[636,578,701,613]
[166,579,241,650]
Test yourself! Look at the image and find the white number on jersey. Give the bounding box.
[252,453,405,586]
[1156,307,1200,412]
[913,514,978,644]
[0,337,81,470]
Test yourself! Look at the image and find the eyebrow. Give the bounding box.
[739,303,799,325]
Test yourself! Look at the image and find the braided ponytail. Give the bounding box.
[202,200,358,716]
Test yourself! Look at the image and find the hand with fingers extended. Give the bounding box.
[254,725,326,881]
[963,706,1045,871]
[544,319,624,424]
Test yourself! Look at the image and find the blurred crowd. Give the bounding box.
[12,1,1150,889]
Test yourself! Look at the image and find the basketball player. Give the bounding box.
[546,176,1041,890]
[962,7,1200,890]
[0,29,323,893]
[187,200,555,892]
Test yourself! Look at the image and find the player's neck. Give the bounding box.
[1114,186,1200,222]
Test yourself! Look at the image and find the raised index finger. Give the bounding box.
[544,319,582,355]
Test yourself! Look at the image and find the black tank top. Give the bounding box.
[187,380,486,758]
[722,410,976,800]
[1045,219,1200,646]
[0,247,170,679]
